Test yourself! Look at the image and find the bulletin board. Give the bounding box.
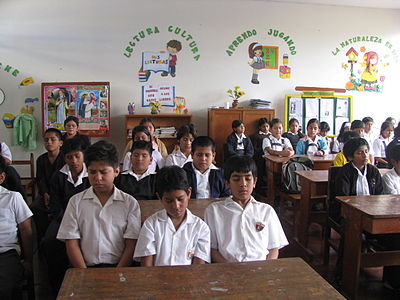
[284,94,353,136]
[263,46,279,69]
[42,82,110,137]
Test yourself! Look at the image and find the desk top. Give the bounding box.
[336,195,400,218]
[296,168,389,183]
[57,257,344,299]
[139,198,224,221]
[264,154,336,163]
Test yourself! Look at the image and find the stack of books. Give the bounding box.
[249,99,272,109]
[155,126,176,137]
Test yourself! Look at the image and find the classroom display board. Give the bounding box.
[42,82,110,137]
[284,94,353,135]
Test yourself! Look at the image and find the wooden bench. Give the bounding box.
[11,153,35,203]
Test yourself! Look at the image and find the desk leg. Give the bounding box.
[342,206,362,300]
[297,177,311,247]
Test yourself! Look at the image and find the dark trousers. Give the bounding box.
[0,250,24,300]
[30,196,50,245]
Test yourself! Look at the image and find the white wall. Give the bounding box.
[1,0,399,163]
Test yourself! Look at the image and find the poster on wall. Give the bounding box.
[42,82,110,136]
[142,84,175,107]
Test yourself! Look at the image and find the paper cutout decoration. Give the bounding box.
[21,105,34,114]
[161,40,182,77]
[19,77,34,87]
[248,43,279,84]
[279,54,291,79]
[24,97,39,103]
[142,84,175,107]
[173,97,186,114]
[2,113,15,128]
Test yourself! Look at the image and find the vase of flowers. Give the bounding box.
[227,86,245,109]
[149,100,161,114]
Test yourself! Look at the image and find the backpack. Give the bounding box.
[282,156,314,193]
[304,140,321,154]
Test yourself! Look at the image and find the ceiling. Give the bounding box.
[265,0,400,9]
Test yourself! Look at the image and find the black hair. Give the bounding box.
[232,120,243,129]
[62,136,88,154]
[380,121,394,136]
[64,116,79,127]
[288,118,299,127]
[395,122,400,138]
[342,130,360,144]
[130,140,153,156]
[387,143,400,163]
[0,155,6,174]
[177,124,197,140]
[191,136,216,153]
[320,121,330,132]
[362,116,374,124]
[343,137,369,159]
[386,117,396,124]
[270,118,283,128]
[224,155,257,181]
[350,120,365,130]
[156,166,190,197]
[307,118,320,128]
[132,125,152,142]
[85,140,119,168]
[337,121,351,143]
[139,117,155,131]
[45,128,62,140]
[257,118,269,129]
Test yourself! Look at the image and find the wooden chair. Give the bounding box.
[11,153,36,203]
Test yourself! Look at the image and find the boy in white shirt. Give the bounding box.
[57,141,141,268]
[134,166,210,266]
[204,155,288,262]
[263,118,294,156]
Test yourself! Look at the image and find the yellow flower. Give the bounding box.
[234,86,240,90]
[227,89,232,94]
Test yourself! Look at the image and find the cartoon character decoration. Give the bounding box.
[161,40,182,77]
[360,51,379,90]
[248,42,265,84]
[173,96,186,114]
[279,53,291,79]
[2,113,15,128]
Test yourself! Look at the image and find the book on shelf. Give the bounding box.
[249,98,272,109]
[155,126,176,137]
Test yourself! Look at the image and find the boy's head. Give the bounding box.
[362,117,374,133]
[387,144,400,174]
[132,125,152,142]
[343,137,369,167]
[342,130,360,145]
[224,155,257,202]
[166,40,182,53]
[232,120,245,135]
[44,128,63,152]
[319,122,330,137]
[85,141,120,194]
[258,118,269,133]
[64,116,80,136]
[0,155,6,185]
[270,118,283,137]
[351,120,365,137]
[191,136,216,173]
[177,124,197,153]
[130,141,153,174]
[63,137,88,173]
[156,166,191,219]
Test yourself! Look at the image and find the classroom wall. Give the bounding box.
[1,0,399,164]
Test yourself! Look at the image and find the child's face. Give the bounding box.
[254,49,262,57]
[307,122,319,138]
[134,132,150,142]
[192,146,215,173]
[364,121,373,133]
[271,122,283,138]
[0,172,5,185]
[353,128,365,137]
[160,189,191,220]
[226,171,256,203]
[131,149,152,174]
[349,145,369,168]
[88,161,119,195]
[234,124,245,135]
[143,122,155,136]
[65,151,84,174]
[259,123,269,133]
[289,122,299,134]
[179,134,194,153]
[44,132,62,152]
[167,46,179,54]
[65,121,78,136]
[320,129,329,137]
[382,127,393,139]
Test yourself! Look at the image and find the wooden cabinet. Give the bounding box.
[208,108,275,165]
[125,114,192,153]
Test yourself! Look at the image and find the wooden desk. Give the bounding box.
[264,154,336,205]
[138,198,224,222]
[337,195,400,299]
[57,257,344,299]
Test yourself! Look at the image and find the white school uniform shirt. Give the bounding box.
[383,168,400,195]
[236,133,246,150]
[193,163,218,199]
[134,209,210,266]
[351,163,370,196]
[122,150,164,172]
[332,139,343,153]
[0,142,12,162]
[165,149,192,168]
[204,196,288,262]
[59,163,88,186]
[262,135,292,154]
[122,168,155,181]
[0,186,32,255]
[304,135,323,155]
[57,186,141,266]
[373,136,392,158]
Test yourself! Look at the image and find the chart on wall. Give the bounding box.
[42,82,110,136]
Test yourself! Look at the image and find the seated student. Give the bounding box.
[319,121,332,152]
[250,117,270,158]
[134,166,210,266]
[373,121,394,169]
[332,121,351,153]
[183,136,230,199]
[30,128,65,244]
[115,141,157,200]
[165,124,197,167]
[226,120,254,158]
[204,155,288,262]
[386,116,397,129]
[0,141,12,164]
[362,116,375,146]
[383,144,400,194]
[282,118,304,153]
[351,119,375,165]
[0,156,33,300]
[262,118,294,157]
[296,118,328,155]
[57,141,141,269]
[61,116,90,151]
[333,131,360,167]
[43,137,91,296]
[122,125,164,172]
[0,162,25,200]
